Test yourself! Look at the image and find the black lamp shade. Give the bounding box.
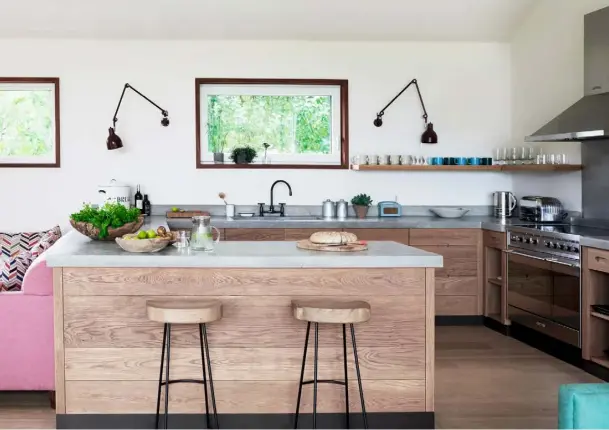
[421,123,438,144]
[107,127,123,150]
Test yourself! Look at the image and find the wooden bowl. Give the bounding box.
[70,216,145,241]
[115,235,172,253]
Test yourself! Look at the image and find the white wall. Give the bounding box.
[510,0,609,211]
[0,40,512,231]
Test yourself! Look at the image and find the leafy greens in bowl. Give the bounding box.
[70,203,143,240]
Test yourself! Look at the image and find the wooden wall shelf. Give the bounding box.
[350,164,582,172]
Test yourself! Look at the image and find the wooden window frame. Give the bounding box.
[195,78,349,169]
[0,77,61,168]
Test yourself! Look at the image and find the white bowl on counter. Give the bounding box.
[429,207,470,219]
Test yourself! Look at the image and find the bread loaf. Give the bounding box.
[309,231,358,245]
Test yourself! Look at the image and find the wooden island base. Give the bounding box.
[54,266,435,429]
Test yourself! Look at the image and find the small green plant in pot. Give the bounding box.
[351,194,373,219]
[230,146,257,164]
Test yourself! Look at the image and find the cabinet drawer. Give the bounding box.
[587,247,609,274]
[418,246,478,277]
[410,229,479,246]
[346,229,409,244]
[284,229,336,241]
[483,230,506,250]
[436,295,478,316]
[435,277,478,296]
[224,228,285,241]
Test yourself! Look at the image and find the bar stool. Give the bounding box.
[147,299,222,429]
[292,299,371,429]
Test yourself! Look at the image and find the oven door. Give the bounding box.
[507,250,580,346]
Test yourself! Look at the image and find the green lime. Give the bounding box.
[146,229,157,239]
[137,231,147,240]
[172,207,179,212]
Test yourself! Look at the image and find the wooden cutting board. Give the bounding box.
[166,210,210,218]
[296,239,368,252]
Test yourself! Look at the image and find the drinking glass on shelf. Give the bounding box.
[495,148,506,166]
[556,154,567,165]
[549,154,557,165]
[508,147,517,165]
[536,154,547,164]
[526,147,536,165]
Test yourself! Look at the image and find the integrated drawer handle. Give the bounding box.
[536,322,546,328]
[595,256,607,262]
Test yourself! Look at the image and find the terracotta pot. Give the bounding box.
[353,205,369,219]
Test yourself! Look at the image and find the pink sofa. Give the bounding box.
[0,253,54,391]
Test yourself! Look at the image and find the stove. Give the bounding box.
[508,224,581,262]
[507,223,609,263]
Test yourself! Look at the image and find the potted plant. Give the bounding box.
[230,146,257,164]
[350,194,373,219]
[212,134,228,164]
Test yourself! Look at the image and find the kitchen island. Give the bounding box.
[47,232,442,429]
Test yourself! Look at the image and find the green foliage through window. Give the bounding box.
[207,94,332,155]
[0,89,54,157]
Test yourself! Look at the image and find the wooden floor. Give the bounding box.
[0,326,601,429]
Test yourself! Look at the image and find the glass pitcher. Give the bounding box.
[190,216,221,251]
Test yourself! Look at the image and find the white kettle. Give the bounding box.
[98,179,131,208]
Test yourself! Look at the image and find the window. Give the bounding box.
[0,78,60,167]
[196,79,348,169]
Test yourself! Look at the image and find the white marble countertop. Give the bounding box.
[46,231,443,269]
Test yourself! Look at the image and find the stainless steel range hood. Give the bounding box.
[525,6,609,143]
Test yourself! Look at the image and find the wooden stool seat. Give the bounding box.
[146,299,222,324]
[291,299,371,324]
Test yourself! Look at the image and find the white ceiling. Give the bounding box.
[0,0,537,42]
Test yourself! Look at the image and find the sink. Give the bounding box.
[238,215,327,221]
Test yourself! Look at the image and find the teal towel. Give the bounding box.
[559,384,609,429]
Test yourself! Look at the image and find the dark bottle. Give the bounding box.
[143,194,151,217]
[134,185,144,213]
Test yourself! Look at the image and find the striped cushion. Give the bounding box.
[0,251,33,292]
[0,225,61,260]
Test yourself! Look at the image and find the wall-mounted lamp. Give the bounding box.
[107,83,170,150]
[373,78,438,144]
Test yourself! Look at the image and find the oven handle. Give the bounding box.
[546,257,580,268]
[505,249,547,261]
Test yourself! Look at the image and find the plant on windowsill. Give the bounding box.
[350,193,373,219]
[230,146,257,165]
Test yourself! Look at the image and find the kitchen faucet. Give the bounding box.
[259,180,293,217]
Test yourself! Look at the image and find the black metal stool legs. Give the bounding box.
[351,324,368,429]
[294,322,311,429]
[294,322,367,429]
[164,324,172,429]
[342,324,350,429]
[202,323,219,429]
[155,323,219,429]
[199,324,211,429]
[155,324,168,429]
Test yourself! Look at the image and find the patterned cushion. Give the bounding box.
[0,225,61,260]
[0,226,61,292]
[0,251,33,292]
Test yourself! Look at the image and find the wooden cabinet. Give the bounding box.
[284,228,335,241]
[482,229,508,325]
[411,229,482,317]
[347,229,409,244]
[224,228,285,241]
[410,229,479,246]
[582,247,609,370]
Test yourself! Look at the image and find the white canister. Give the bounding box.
[98,179,131,208]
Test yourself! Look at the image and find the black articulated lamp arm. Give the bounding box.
[112,83,169,129]
[374,79,429,127]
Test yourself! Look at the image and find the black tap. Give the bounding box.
[263,180,292,216]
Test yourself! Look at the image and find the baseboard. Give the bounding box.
[435,315,484,326]
[57,412,434,429]
[510,322,582,367]
[483,317,510,335]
